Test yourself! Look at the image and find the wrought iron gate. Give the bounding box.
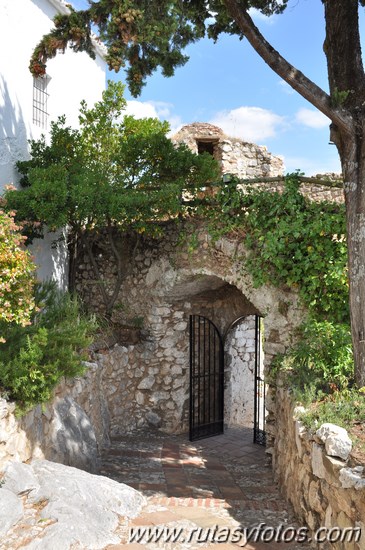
[189,315,224,441]
[253,316,266,445]
[189,313,266,444]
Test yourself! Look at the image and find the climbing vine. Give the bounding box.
[202,173,357,420]
[203,173,348,323]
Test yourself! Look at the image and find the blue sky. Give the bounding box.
[70,0,363,176]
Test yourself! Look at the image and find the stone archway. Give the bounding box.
[75,221,305,441]
[163,274,262,437]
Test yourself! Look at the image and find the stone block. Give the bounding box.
[339,466,365,490]
[322,454,345,487]
[136,392,145,405]
[47,396,99,473]
[146,411,162,427]
[324,504,333,528]
[137,375,155,390]
[316,423,352,460]
[312,443,326,479]
[307,480,324,513]
[174,321,188,331]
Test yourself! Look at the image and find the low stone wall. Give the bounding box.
[0,362,110,474]
[271,385,365,550]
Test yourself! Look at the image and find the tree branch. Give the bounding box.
[81,230,110,313]
[106,224,125,315]
[223,0,353,135]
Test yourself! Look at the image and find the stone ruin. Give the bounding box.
[171,122,284,178]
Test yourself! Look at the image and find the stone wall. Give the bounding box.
[0,362,109,474]
[75,220,305,437]
[271,385,365,550]
[299,182,343,204]
[172,122,284,178]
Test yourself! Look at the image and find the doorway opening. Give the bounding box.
[189,310,266,444]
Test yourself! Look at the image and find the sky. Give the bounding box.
[70,0,364,176]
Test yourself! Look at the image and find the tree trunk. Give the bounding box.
[223,0,365,386]
[339,131,365,387]
[323,0,365,387]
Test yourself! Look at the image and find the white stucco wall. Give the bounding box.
[0,0,106,287]
[224,316,258,428]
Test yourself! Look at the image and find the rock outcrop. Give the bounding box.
[1,459,146,549]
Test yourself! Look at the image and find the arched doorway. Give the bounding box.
[189,310,266,444]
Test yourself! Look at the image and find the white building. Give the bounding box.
[0,0,107,287]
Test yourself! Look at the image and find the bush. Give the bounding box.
[0,282,96,411]
[0,209,35,329]
[273,318,354,404]
[271,317,361,434]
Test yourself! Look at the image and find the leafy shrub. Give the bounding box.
[0,282,96,411]
[5,81,218,317]
[273,318,353,404]
[0,209,35,329]
[271,317,359,433]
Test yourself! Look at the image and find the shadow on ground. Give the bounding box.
[100,427,312,549]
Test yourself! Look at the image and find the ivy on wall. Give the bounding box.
[202,173,348,323]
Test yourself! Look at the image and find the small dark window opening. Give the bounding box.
[197,140,216,156]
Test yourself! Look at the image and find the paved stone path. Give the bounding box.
[100,427,313,549]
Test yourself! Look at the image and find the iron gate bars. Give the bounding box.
[189,315,224,441]
[253,315,266,445]
[189,313,266,444]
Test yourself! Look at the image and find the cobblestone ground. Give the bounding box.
[100,427,313,549]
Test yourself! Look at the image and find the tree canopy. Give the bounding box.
[5,81,218,315]
[30,0,288,97]
[8,81,217,237]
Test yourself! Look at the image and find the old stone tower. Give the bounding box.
[171,122,284,178]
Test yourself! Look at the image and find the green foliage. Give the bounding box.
[0,209,35,330]
[271,317,357,432]
[0,283,96,411]
[203,173,348,322]
[5,81,218,317]
[8,81,218,241]
[29,1,288,96]
[205,173,354,430]
[272,318,354,401]
[298,389,365,433]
